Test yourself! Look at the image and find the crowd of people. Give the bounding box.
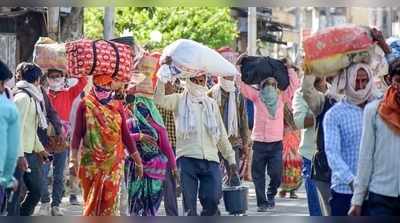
[0,30,399,217]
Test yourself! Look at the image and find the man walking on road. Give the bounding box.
[349,60,400,216]
[324,63,376,216]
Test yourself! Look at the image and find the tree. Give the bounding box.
[84,7,238,49]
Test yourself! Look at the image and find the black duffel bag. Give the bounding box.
[239,56,289,91]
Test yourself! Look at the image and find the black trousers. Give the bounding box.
[368,192,400,216]
[251,141,283,207]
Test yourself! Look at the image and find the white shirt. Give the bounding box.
[352,100,400,205]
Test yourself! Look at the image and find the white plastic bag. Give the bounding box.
[158,39,239,82]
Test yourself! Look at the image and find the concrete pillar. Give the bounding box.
[104,7,115,40]
[47,7,60,41]
[248,7,257,56]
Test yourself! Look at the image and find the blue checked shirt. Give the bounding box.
[323,100,364,194]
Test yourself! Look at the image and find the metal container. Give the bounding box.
[222,185,249,215]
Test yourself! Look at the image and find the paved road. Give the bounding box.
[35,181,308,216]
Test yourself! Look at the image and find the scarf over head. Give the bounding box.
[378,86,400,135]
[331,63,374,105]
[210,77,238,137]
[132,96,165,129]
[93,74,113,86]
[15,80,48,129]
[177,79,220,143]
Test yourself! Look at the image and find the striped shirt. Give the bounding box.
[323,100,364,194]
[352,100,400,205]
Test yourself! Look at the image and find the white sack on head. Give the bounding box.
[157,39,240,81]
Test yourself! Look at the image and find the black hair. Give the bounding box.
[389,59,400,77]
[110,36,134,46]
[47,68,63,75]
[0,59,13,81]
[19,63,43,83]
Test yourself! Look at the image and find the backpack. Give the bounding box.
[14,88,50,148]
[311,96,336,183]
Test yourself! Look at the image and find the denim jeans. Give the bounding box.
[40,150,68,207]
[302,157,322,216]
[251,141,283,207]
[313,179,331,216]
[178,157,222,216]
[6,166,23,216]
[19,153,43,216]
[330,190,352,216]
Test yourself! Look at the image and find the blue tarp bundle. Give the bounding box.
[386,37,400,63]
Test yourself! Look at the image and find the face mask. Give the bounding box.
[94,85,113,104]
[47,77,65,91]
[187,79,208,98]
[260,85,279,117]
[220,78,235,92]
[66,78,78,88]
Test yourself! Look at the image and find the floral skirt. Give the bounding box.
[280,130,303,192]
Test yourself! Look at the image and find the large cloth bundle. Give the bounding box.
[33,37,67,73]
[157,39,239,82]
[238,56,289,90]
[369,44,389,78]
[386,37,400,63]
[303,25,374,76]
[66,39,134,81]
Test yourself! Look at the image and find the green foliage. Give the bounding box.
[84,7,238,49]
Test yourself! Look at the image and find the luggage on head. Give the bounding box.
[303,25,374,77]
[33,37,67,74]
[66,39,134,82]
[157,39,240,83]
[238,55,290,91]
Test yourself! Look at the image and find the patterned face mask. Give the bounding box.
[260,85,279,117]
[94,85,113,104]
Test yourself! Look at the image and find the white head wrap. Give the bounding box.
[331,63,374,105]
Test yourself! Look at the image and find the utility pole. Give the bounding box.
[248,7,257,56]
[47,7,60,41]
[104,7,115,40]
[311,7,320,33]
[386,7,393,37]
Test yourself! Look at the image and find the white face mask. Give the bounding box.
[187,79,208,98]
[47,77,65,91]
[220,78,235,92]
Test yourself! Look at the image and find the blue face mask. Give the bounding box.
[260,85,278,117]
